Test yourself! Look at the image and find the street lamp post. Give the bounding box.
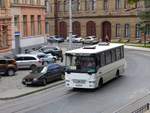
[69,0,72,49]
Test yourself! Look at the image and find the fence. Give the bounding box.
[132,103,149,113]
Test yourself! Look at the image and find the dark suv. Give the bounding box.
[0,58,17,76]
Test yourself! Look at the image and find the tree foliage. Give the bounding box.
[128,0,150,33]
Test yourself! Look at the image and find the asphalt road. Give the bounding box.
[0,49,150,113]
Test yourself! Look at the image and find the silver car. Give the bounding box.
[15,54,46,70]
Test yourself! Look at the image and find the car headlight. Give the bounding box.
[33,78,38,81]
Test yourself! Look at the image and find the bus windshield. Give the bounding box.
[66,55,96,73]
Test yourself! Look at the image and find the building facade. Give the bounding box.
[46,0,149,42]
[0,0,12,53]
[10,0,46,52]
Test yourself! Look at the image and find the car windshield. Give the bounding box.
[32,67,47,74]
[65,55,96,73]
[37,54,47,59]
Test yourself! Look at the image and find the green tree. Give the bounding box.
[128,0,150,46]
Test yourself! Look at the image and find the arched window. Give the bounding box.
[72,21,81,36]
[86,21,96,36]
[59,21,67,38]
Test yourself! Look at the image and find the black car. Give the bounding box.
[22,64,65,86]
[39,46,63,61]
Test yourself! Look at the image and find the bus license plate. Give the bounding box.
[75,84,83,87]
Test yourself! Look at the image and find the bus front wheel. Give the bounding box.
[116,70,120,78]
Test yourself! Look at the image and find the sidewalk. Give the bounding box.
[125,45,150,52]
[0,80,64,100]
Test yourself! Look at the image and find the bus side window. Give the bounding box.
[120,46,124,58]
[111,49,116,62]
[100,52,105,67]
[116,47,121,60]
[105,50,112,65]
[96,54,101,68]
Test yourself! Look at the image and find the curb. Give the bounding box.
[125,46,150,52]
[0,80,65,100]
[113,93,150,113]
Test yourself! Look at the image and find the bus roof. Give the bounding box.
[65,43,124,55]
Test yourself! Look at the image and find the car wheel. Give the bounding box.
[7,69,15,76]
[42,79,47,86]
[30,65,37,71]
[116,70,120,78]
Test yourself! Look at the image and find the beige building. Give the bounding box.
[10,0,46,52]
[46,0,149,42]
[0,0,12,53]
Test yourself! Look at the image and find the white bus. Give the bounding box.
[65,43,126,89]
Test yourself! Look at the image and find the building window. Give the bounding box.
[37,0,41,5]
[22,0,27,4]
[116,24,121,38]
[124,0,128,9]
[64,0,69,12]
[30,0,34,4]
[45,22,49,34]
[23,15,27,36]
[116,0,121,10]
[86,21,96,36]
[135,24,141,38]
[72,0,80,12]
[37,15,42,34]
[124,24,130,38]
[31,15,35,35]
[14,15,19,32]
[92,0,96,10]
[57,1,61,12]
[85,0,96,11]
[0,0,5,8]
[104,0,108,11]
[0,25,8,48]
[13,0,19,4]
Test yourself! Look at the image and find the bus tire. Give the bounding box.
[116,70,120,78]
[98,78,103,88]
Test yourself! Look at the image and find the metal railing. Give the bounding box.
[132,103,149,113]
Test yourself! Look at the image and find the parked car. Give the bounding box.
[82,36,99,44]
[22,64,65,86]
[67,35,83,43]
[14,54,45,70]
[30,51,57,63]
[0,57,17,76]
[38,46,63,61]
[47,35,65,43]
